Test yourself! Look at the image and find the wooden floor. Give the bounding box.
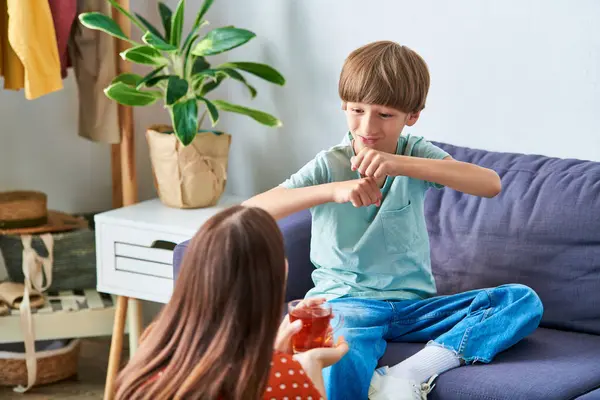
[0,337,124,400]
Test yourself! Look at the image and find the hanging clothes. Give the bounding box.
[0,1,24,90]
[68,0,120,143]
[48,0,77,79]
[0,0,63,99]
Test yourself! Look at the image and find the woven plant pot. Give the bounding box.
[146,125,231,209]
[0,339,80,387]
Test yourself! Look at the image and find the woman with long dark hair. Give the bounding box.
[114,205,348,399]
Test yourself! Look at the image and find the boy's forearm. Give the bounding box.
[395,156,502,198]
[242,185,335,220]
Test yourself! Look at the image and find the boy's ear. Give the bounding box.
[406,111,421,127]
[341,102,347,111]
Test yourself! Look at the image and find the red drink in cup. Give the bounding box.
[288,299,342,353]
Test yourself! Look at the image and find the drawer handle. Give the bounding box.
[150,240,177,251]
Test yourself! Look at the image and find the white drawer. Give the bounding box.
[96,223,189,303]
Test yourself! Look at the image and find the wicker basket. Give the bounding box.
[0,339,80,387]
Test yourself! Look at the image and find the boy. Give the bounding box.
[244,41,543,400]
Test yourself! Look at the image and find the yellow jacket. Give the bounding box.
[0,0,62,99]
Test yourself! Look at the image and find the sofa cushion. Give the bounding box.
[427,142,600,335]
[378,328,600,400]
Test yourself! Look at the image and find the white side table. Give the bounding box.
[95,195,246,305]
[94,194,246,362]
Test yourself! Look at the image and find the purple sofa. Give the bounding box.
[173,142,600,400]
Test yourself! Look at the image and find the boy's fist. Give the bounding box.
[332,179,382,207]
[351,148,399,179]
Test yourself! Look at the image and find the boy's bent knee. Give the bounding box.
[499,283,544,318]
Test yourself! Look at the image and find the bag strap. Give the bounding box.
[13,233,54,393]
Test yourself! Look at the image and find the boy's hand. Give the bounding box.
[332,179,382,207]
[351,148,401,178]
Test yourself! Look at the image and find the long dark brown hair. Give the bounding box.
[115,205,287,400]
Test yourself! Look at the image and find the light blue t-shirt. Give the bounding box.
[281,133,449,301]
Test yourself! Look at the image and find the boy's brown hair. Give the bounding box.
[339,40,430,113]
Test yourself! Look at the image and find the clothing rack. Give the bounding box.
[105,1,141,399]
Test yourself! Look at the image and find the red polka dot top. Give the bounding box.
[263,351,323,400]
[142,351,322,399]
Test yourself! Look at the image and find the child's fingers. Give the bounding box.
[374,165,387,179]
[365,161,380,177]
[351,151,366,170]
[364,179,381,205]
[274,319,302,352]
[335,337,350,354]
[296,297,327,309]
[357,189,371,207]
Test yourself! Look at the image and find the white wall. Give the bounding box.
[203,0,600,196]
[2,0,598,210]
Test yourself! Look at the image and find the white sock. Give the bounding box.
[388,345,461,384]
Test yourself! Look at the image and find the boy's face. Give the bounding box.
[344,102,420,154]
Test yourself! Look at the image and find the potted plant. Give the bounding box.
[79,0,284,208]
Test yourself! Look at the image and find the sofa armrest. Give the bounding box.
[172,210,314,300]
[279,210,314,301]
[173,240,188,282]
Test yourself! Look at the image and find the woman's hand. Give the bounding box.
[274,316,302,354]
[274,297,327,354]
[294,336,350,370]
[292,337,350,399]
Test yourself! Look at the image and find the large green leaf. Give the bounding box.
[170,0,185,47]
[79,12,132,43]
[135,13,165,40]
[218,68,256,98]
[120,45,168,66]
[142,31,177,51]
[220,62,285,85]
[136,66,166,89]
[166,77,189,105]
[105,82,162,106]
[158,2,172,42]
[170,99,199,146]
[212,100,281,127]
[197,96,219,125]
[111,73,143,87]
[191,27,256,56]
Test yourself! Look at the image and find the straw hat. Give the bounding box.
[0,191,87,235]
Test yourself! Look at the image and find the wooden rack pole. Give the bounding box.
[104,1,142,399]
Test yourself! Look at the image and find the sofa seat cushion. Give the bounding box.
[378,328,600,400]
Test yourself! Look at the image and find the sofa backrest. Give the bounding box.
[427,142,600,335]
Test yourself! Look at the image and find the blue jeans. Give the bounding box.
[323,284,544,400]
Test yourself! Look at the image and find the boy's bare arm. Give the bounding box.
[243,180,382,220]
[351,149,502,198]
